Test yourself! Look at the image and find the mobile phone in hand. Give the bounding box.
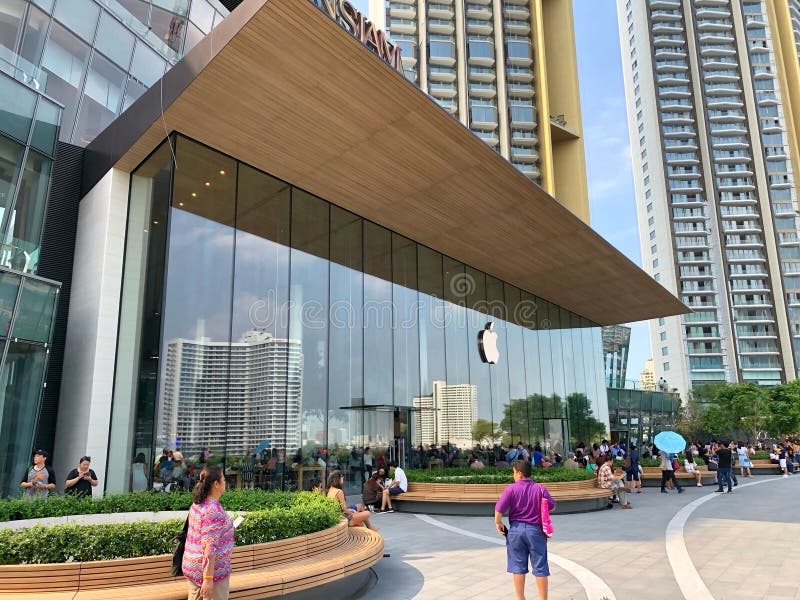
[501,525,508,536]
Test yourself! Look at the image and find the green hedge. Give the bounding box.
[0,492,340,564]
[405,467,595,485]
[0,489,307,523]
[751,451,770,460]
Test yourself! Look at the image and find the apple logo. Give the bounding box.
[478,321,500,364]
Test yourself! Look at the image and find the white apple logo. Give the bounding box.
[478,321,500,364]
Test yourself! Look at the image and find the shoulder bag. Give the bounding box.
[171,516,189,577]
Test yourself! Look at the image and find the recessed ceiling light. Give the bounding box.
[204,181,211,187]
[219,170,226,175]
[153,220,159,225]
[191,192,197,197]
[179,202,184,207]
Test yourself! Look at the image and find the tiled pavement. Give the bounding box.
[359,474,800,599]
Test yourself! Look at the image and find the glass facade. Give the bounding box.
[0,68,60,498]
[109,135,608,495]
[0,0,227,146]
[0,270,59,497]
[606,387,680,450]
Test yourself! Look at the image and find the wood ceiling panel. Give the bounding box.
[86,0,687,325]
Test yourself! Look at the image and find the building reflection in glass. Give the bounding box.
[109,134,610,495]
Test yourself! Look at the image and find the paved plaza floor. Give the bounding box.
[361,474,800,600]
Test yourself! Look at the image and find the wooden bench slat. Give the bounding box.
[0,519,383,600]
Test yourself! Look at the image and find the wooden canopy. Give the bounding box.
[83,0,688,325]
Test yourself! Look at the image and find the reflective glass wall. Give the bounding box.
[606,387,679,449]
[110,135,608,495]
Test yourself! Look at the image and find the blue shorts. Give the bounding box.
[506,522,549,577]
[626,469,640,481]
[388,487,405,496]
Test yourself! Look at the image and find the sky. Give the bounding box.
[350,0,652,380]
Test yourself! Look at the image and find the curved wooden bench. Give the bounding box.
[392,478,611,515]
[638,466,717,487]
[0,519,383,599]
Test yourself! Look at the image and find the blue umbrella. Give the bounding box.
[654,431,687,454]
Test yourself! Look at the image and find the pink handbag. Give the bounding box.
[541,496,553,538]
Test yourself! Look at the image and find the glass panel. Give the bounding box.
[150,5,185,54]
[130,41,165,87]
[116,0,149,25]
[183,22,203,54]
[11,277,56,342]
[521,291,543,442]
[108,140,172,493]
[0,0,25,54]
[417,247,449,447]
[363,221,392,406]
[19,5,49,67]
[0,135,25,233]
[442,257,470,457]
[503,285,528,445]
[53,0,100,43]
[0,270,20,335]
[31,99,61,156]
[0,73,36,142]
[289,188,329,487]
[231,163,292,490]
[484,275,509,454]
[95,10,135,69]
[465,267,493,450]
[0,340,46,497]
[2,149,51,273]
[158,136,236,475]
[391,233,419,411]
[41,23,91,141]
[73,52,126,144]
[31,0,53,12]
[122,77,146,112]
[328,206,363,494]
[190,0,214,33]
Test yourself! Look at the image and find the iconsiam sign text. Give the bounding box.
[309,0,403,71]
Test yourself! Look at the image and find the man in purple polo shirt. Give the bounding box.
[494,459,555,600]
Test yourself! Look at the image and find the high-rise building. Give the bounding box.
[160,331,302,456]
[640,357,656,391]
[412,380,478,449]
[618,0,800,397]
[602,325,632,388]
[369,0,590,221]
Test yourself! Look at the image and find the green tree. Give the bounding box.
[702,403,732,439]
[472,419,500,446]
[714,382,767,442]
[676,399,708,441]
[766,380,800,437]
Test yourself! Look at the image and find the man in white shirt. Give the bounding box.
[388,462,407,497]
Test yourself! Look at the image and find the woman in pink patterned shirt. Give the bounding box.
[182,466,234,599]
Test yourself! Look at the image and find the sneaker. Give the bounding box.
[714,490,725,493]
[727,490,732,493]
[678,488,684,494]
[733,481,738,487]
[697,483,702,487]
[383,509,394,513]
[661,490,668,494]
[621,504,633,509]
[784,474,789,478]
[373,508,383,513]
